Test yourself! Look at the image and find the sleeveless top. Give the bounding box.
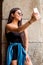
[5,32,23,46]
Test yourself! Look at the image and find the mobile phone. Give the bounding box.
[33,8,41,20]
[33,8,39,14]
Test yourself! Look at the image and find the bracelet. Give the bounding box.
[29,21,31,24]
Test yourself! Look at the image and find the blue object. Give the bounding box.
[6,42,26,65]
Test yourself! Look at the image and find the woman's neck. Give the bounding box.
[12,19,18,26]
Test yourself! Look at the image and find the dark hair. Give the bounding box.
[6,8,26,49]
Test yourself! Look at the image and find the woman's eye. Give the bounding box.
[18,12,23,16]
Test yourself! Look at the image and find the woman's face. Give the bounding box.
[13,10,23,21]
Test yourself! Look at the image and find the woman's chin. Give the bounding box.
[18,19,22,21]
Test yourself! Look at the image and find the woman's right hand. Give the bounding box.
[30,12,40,23]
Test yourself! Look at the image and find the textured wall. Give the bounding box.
[2,0,43,65]
[0,0,2,65]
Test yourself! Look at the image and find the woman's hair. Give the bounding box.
[6,8,26,49]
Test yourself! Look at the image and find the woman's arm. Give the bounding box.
[6,13,37,33]
[6,20,32,33]
[6,19,35,33]
[24,29,29,53]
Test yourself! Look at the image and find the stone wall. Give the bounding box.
[2,0,43,65]
[0,0,2,65]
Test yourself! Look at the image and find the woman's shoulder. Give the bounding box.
[5,23,18,33]
[6,23,13,28]
[6,23,18,27]
[5,23,11,33]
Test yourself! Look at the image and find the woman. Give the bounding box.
[5,8,38,65]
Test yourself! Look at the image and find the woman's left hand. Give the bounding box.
[24,53,33,65]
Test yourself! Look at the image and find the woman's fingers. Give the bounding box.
[24,58,33,65]
[31,12,40,21]
[24,54,33,65]
[31,13,36,21]
[26,54,30,61]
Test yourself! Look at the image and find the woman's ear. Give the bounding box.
[11,13,15,17]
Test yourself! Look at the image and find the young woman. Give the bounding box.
[5,8,39,65]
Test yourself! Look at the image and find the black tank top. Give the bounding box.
[6,32,23,45]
